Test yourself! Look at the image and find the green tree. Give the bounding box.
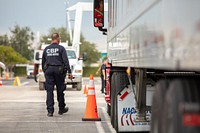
[80,40,101,66]
[9,25,34,60]
[0,34,10,46]
[80,35,101,66]
[41,27,70,45]
[0,46,27,70]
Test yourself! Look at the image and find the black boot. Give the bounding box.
[47,112,53,117]
[58,107,69,115]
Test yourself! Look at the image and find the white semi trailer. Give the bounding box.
[93,0,200,132]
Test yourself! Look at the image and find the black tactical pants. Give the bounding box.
[44,66,66,113]
[101,75,105,93]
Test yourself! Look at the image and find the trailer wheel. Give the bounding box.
[114,72,129,132]
[110,72,117,127]
[107,104,111,116]
[162,79,200,133]
[113,88,118,132]
[151,80,169,133]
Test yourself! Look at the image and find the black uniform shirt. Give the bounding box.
[42,43,71,73]
[100,64,106,77]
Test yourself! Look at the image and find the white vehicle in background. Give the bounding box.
[34,42,84,91]
[26,65,34,78]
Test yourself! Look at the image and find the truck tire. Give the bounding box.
[151,80,169,133]
[162,79,200,133]
[72,84,77,88]
[107,104,111,116]
[113,71,129,132]
[39,82,45,90]
[76,82,82,91]
[110,72,117,128]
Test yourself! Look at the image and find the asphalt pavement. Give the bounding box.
[0,77,116,133]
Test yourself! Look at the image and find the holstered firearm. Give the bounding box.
[58,65,67,77]
[58,65,64,74]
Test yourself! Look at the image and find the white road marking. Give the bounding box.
[21,81,29,86]
[96,121,105,133]
[101,107,116,133]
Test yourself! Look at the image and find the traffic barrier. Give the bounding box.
[82,74,101,121]
[83,85,88,95]
[13,76,21,86]
[0,77,2,86]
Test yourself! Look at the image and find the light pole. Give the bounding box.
[65,0,73,44]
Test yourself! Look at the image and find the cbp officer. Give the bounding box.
[42,33,73,117]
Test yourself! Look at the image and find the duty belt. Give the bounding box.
[48,65,62,66]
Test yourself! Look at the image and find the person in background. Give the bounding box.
[96,57,107,93]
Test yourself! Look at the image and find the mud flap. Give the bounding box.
[117,85,151,132]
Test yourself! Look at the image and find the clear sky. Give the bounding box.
[0,0,107,52]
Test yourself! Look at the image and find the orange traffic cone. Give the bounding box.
[5,73,9,80]
[83,85,88,95]
[0,77,2,86]
[82,74,101,121]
